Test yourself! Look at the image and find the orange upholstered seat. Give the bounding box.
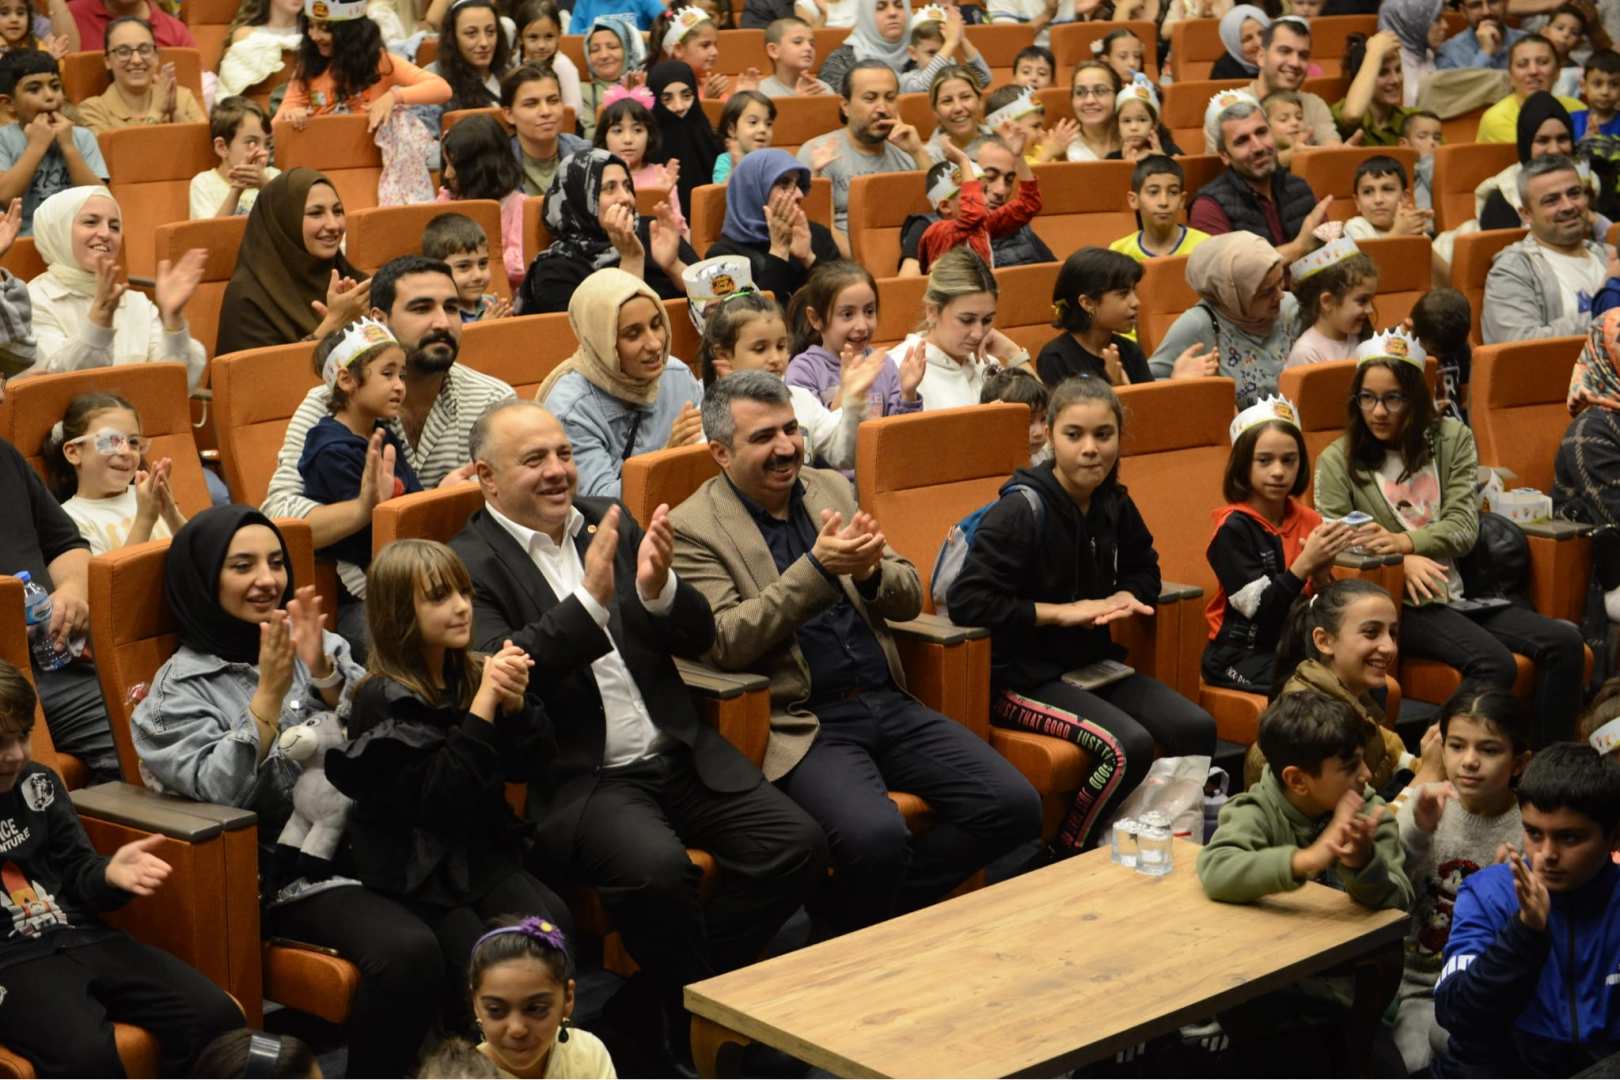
[1452,227,1527,345]
[210,341,320,507]
[272,115,383,213]
[345,200,513,300]
[1357,234,1434,329]
[1431,141,1516,233]
[1291,146,1419,224]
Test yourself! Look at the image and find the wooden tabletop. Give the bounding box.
[684,841,1408,1079]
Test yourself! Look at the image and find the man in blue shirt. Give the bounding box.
[1437,0,1526,69]
[568,0,669,33]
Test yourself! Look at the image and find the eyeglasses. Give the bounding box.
[72,428,150,456]
[109,43,156,63]
[1353,391,1408,414]
[1072,85,1115,99]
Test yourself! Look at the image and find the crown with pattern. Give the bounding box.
[1115,82,1158,115]
[682,256,755,333]
[1288,236,1360,283]
[661,5,711,50]
[1229,395,1300,444]
[1356,327,1426,368]
[927,161,978,206]
[985,89,1040,129]
[914,4,949,24]
[1591,716,1620,755]
[303,0,367,21]
[1204,88,1258,134]
[322,318,399,388]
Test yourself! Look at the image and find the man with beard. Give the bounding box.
[1483,153,1620,343]
[1189,92,1329,261]
[1231,19,1341,151]
[671,372,1040,935]
[262,255,515,646]
[797,60,930,236]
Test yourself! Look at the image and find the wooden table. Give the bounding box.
[684,841,1407,1078]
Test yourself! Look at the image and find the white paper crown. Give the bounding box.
[985,89,1040,129]
[1229,395,1300,444]
[913,4,949,25]
[661,5,711,50]
[322,318,398,388]
[1288,236,1359,283]
[682,255,753,303]
[1204,88,1258,135]
[1115,82,1158,115]
[1356,327,1426,369]
[1591,716,1620,755]
[303,0,367,21]
[926,160,982,206]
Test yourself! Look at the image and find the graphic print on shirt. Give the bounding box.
[0,860,63,938]
[1379,467,1441,529]
[17,774,51,813]
[1413,856,1483,971]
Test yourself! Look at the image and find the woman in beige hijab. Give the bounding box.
[538,267,706,498]
[1145,230,1301,408]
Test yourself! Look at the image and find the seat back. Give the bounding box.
[687,177,833,260]
[713,28,768,76]
[1168,17,1226,82]
[0,577,76,782]
[1136,254,1195,357]
[462,313,576,399]
[60,47,204,103]
[1358,234,1434,329]
[345,200,512,300]
[520,187,676,268]
[1442,106,1491,148]
[100,123,219,280]
[273,115,384,213]
[184,0,239,67]
[897,93,935,139]
[1162,78,1247,151]
[442,105,503,136]
[1034,85,1075,126]
[1470,335,1585,494]
[874,275,929,352]
[1452,227,1527,344]
[622,444,720,532]
[848,171,930,278]
[1115,378,1235,599]
[1290,146,1419,224]
[965,22,1037,84]
[1179,153,1226,201]
[242,63,294,113]
[1280,357,1438,507]
[1050,20,1160,78]
[0,237,44,283]
[854,403,1029,609]
[153,216,248,359]
[371,483,486,555]
[211,342,320,507]
[1304,15,1377,78]
[1431,140,1516,232]
[89,521,317,786]
[992,262,1062,357]
[1027,161,1139,255]
[759,94,844,158]
[8,364,211,515]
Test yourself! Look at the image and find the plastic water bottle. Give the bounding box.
[18,572,68,672]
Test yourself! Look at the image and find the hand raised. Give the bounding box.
[637,502,675,599]
[285,584,328,674]
[583,505,619,607]
[1510,848,1550,932]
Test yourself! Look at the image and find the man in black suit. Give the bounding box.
[450,399,827,1057]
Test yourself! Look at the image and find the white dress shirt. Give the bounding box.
[485,501,678,768]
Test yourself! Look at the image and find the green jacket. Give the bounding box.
[1313,417,1480,589]
[1197,766,1414,912]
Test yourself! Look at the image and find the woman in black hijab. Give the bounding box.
[518,147,700,315]
[1478,93,1611,229]
[648,60,717,220]
[129,505,445,1079]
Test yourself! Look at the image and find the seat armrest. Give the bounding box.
[1160,582,1205,602]
[1519,519,1594,540]
[676,659,769,698]
[889,614,988,645]
[1334,551,1402,569]
[76,781,259,830]
[70,786,226,843]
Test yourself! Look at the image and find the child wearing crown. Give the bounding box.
[917,129,1041,273]
[1314,329,1588,744]
[298,319,423,638]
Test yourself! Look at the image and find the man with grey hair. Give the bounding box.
[1189,93,1329,261]
[1483,153,1620,344]
[448,397,827,1071]
[672,371,1041,935]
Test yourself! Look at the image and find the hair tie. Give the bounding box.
[1053,298,1070,316]
[1309,593,1318,607]
[603,83,653,110]
[472,917,569,957]
[49,420,63,445]
[1090,39,1104,55]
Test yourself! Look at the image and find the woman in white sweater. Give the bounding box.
[25,186,208,391]
[889,247,1030,412]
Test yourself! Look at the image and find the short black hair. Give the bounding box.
[1051,247,1141,333]
[1258,691,1366,778]
[210,95,270,145]
[1551,2,1588,31]
[370,255,453,318]
[1014,44,1055,73]
[841,58,897,99]
[1262,16,1310,49]
[1519,741,1620,833]
[1400,108,1442,136]
[500,61,558,109]
[0,48,57,98]
[1354,154,1408,192]
[1131,153,1183,193]
[0,659,35,736]
[764,14,809,47]
[1438,682,1534,756]
[1411,288,1471,355]
[1588,48,1620,76]
[422,212,489,261]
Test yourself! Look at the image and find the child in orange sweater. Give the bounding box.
[918,129,1041,273]
[274,0,450,131]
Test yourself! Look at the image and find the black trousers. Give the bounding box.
[0,933,243,1078]
[571,753,827,990]
[1400,602,1587,742]
[775,687,1043,933]
[35,661,119,785]
[265,884,444,1079]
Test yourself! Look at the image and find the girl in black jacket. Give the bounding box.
[946,376,1217,855]
[327,539,569,992]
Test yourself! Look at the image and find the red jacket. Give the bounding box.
[918,177,1042,272]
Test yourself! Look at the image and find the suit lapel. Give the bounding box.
[477,510,560,616]
[711,478,786,594]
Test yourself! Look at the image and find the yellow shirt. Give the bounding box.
[478,1030,617,1079]
[1108,226,1211,263]
[1477,93,1587,143]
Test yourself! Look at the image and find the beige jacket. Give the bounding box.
[78,83,205,133]
[670,467,924,780]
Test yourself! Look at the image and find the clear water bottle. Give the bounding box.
[18,572,68,672]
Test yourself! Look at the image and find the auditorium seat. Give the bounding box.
[61,47,204,104]
[210,341,319,507]
[873,275,928,352]
[1027,161,1139,255]
[1050,20,1160,79]
[1168,18,1226,82]
[100,123,218,280]
[1163,78,1247,152]
[1290,146,1419,225]
[993,262,1061,357]
[0,237,45,283]
[963,22,1036,84]
[848,172,930,279]
[713,28,768,76]
[1452,227,1527,344]
[1443,106,1492,147]
[1135,254,1195,357]
[1034,85,1075,126]
[1357,235,1434,329]
[519,187,674,270]
[153,215,248,359]
[183,0,238,69]
[345,200,513,300]
[1431,141,1516,232]
[686,177,834,261]
[461,313,576,398]
[897,93,935,139]
[1179,153,1226,201]
[1301,15,1377,78]
[272,115,384,214]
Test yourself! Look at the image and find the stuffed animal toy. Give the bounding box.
[277,713,353,880]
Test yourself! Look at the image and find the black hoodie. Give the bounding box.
[945,461,1161,691]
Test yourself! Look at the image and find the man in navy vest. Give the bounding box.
[1188,90,1330,264]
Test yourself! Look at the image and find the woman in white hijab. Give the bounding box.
[25,186,209,391]
[817,0,912,95]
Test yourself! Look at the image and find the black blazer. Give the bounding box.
[450,497,762,865]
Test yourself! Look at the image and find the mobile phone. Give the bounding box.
[1061,660,1135,691]
[1338,511,1374,527]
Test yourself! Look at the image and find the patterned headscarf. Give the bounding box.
[1570,308,1620,415]
[534,148,636,274]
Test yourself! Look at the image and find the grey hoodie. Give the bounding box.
[1481,234,1617,345]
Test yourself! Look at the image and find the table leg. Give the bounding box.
[691,1014,752,1079]
[1342,939,1404,1076]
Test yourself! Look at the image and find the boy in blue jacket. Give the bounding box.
[1435,741,1620,1077]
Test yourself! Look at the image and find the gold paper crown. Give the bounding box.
[1288,236,1360,283]
[303,0,367,21]
[322,318,399,388]
[1229,395,1300,444]
[1204,88,1258,134]
[661,5,711,50]
[1356,327,1426,369]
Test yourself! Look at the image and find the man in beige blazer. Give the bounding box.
[670,371,1040,934]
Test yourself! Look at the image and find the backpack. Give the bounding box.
[931,485,1043,622]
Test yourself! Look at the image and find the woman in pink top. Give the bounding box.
[274,0,449,131]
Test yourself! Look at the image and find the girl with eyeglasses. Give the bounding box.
[78,16,203,132]
[1314,333,1587,743]
[43,392,186,555]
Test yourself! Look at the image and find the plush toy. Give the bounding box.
[277,713,353,880]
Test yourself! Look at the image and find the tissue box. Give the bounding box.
[1489,488,1552,523]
